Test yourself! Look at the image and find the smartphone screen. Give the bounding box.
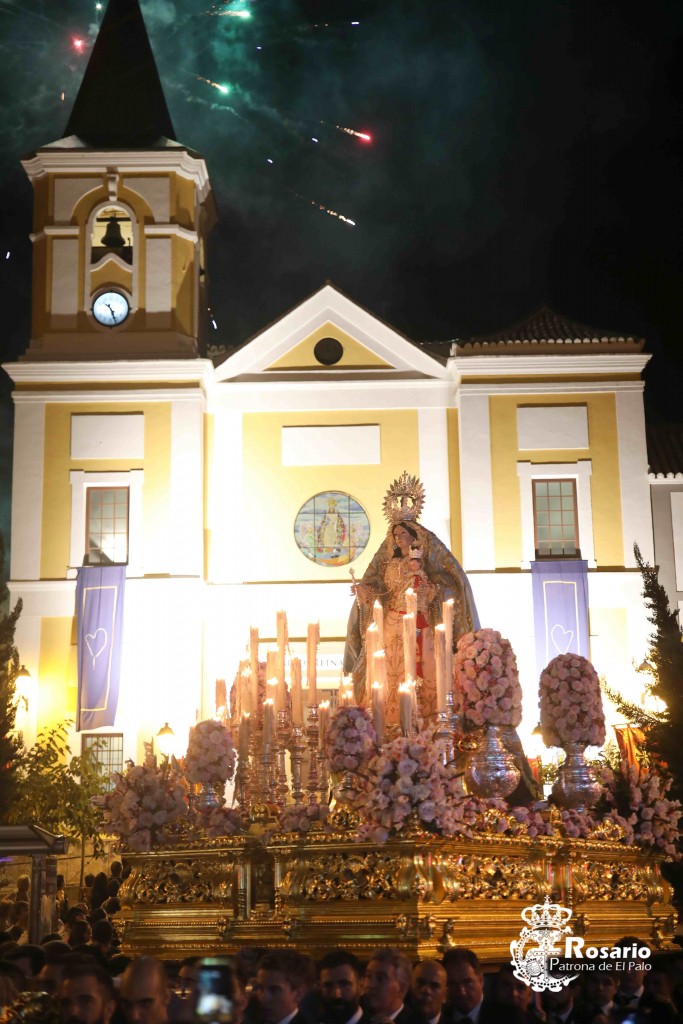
[195,958,235,1024]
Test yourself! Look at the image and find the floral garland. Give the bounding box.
[203,806,245,839]
[278,800,330,834]
[600,759,681,858]
[325,704,377,775]
[453,628,523,728]
[96,761,189,852]
[185,719,236,785]
[540,654,606,748]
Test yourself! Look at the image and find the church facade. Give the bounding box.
[1,0,665,771]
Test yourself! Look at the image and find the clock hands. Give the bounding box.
[106,302,118,324]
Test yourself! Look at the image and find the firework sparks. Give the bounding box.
[208,4,252,16]
[321,121,372,143]
[295,193,356,227]
[72,37,85,53]
[197,76,230,95]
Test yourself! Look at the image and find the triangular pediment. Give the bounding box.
[215,284,447,382]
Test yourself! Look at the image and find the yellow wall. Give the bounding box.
[267,322,393,370]
[489,393,624,568]
[241,410,419,581]
[40,402,171,579]
[447,408,462,562]
[39,617,78,730]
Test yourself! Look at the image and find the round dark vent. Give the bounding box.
[313,337,344,365]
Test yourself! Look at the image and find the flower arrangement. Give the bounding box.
[600,759,681,859]
[325,704,377,775]
[540,654,605,748]
[355,729,507,841]
[185,720,236,785]
[278,800,330,834]
[97,761,189,852]
[0,992,60,1024]
[453,628,523,728]
[203,805,245,839]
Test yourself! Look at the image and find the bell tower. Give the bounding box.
[21,0,214,361]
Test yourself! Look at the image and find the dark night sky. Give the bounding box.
[1,0,682,544]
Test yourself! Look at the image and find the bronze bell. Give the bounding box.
[101,216,125,249]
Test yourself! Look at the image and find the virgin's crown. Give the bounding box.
[383,472,426,524]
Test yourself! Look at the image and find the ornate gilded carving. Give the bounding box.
[571,861,657,904]
[435,852,544,901]
[122,857,237,904]
[280,851,408,901]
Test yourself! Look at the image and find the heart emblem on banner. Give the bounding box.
[550,624,574,655]
[85,628,108,668]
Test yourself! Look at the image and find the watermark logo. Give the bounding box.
[510,897,652,991]
[510,896,579,993]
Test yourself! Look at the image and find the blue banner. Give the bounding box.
[531,560,589,677]
[76,566,126,731]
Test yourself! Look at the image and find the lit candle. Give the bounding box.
[276,610,287,710]
[319,700,330,746]
[371,681,385,744]
[239,711,250,758]
[435,623,447,712]
[443,598,454,695]
[373,600,384,646]
[403,613,417,682]
[263,699,275,748]
[267,676,280,715]
[240,662,250,717]
[307,622,319,705]
[373,649,386,690]
[249,626,259,712]
[365,622,378,694]
[290,656,303,726]
[339,674,354,705]
[406,587,417,618]
[399,682,413,735]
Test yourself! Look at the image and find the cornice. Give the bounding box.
[21,148,211,194]
[455,380,645,397]
[2,358,215,388]
[449,352,651,381]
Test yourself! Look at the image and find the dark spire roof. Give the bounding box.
[63,0,175,147]
[646,423,683,476]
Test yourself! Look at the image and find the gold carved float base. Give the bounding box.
[116,820,677,963]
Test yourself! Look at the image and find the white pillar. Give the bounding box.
[458,392,495,569]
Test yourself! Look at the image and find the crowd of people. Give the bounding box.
[1,866,683,1024]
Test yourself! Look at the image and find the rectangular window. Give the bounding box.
[86,487,129,564]
[81,733,124,790]
[533,479,579,558]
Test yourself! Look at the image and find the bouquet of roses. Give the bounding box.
[185,720,236,785]
[278,800,331,834]
[325,704,377,775]
[356,730,463,840]
[540,654,605,748]
[453,628,523,728]
[203,805,245,839]
[97,761,189,852]
[600,759,681,859]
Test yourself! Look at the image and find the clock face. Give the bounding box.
[92,291,130,327]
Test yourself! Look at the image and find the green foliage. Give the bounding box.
[0,532,22,822]
[622,544,683,803]
[9,721,107,857]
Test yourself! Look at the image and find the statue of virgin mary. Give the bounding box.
[343,472,480,725]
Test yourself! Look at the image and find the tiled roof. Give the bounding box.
[455,305,644,354]
[647,423,683,477]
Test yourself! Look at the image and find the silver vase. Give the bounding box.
[552,742,602,809]
[465,726,520,799]
[194,781,225,813]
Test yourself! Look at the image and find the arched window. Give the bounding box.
[91,204,134,265]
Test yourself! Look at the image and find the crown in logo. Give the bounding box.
[520,896,573,932]
[383,472,426,525]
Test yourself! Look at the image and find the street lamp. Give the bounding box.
[156,722,175,761]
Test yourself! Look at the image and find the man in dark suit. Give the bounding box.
[442,948,524,1024]
[411,961,448,1024]
[255,951,317,1024]
[318,950,367,1024]
[364,948,417,1024]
